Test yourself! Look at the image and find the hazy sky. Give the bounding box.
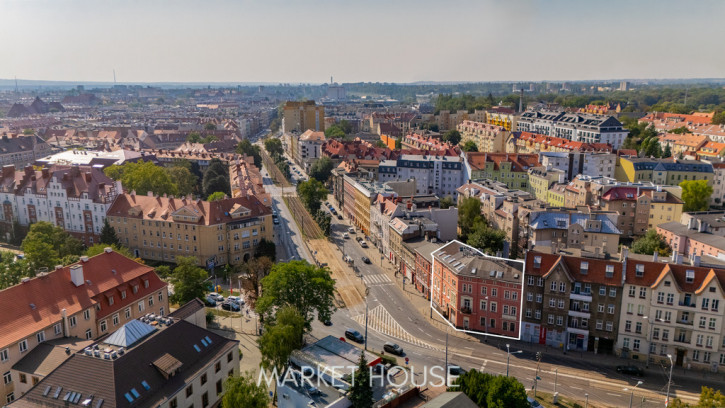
[1,0,723,83]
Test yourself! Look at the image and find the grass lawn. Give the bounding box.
[207,308,238,319]
[529,391,604,408]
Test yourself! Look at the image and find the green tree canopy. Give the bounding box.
[222,372,270,408]
[461,140,479,152]
[458,197,483,241]
[236,256,273,309]
[348,351,374,408]
[309,156,334,183]
[21,221,84,271]
[631,229,672,256]
[264,138,284,160]
[207,191,226,201]
[258,306,305,372]
[443,129,461,145]
[186,131,202,143]
[254,238,276,261]
[713,111,725,125]
[166,165,198,196]
[237,140,262,168]
[297,178,328,213]
[168,256,208,305]
[104,160,179,196]
[325,125,346,139]
[449,370,528,408]
[204,122,217,131]
[202,158,231,197]
[439,196,455,209]
[100,218,121,246]
[680,180,713,212]
[0,251,32,290]
[467,221,506,256]
[85,243,136,260]
[256,260,336,328]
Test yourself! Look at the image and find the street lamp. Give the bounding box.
[665,354,674,407]
[643,316,655,368]
[624,380,643,408]
[364,287,370,351]
[506,344,523,377]
[584,393,589,408]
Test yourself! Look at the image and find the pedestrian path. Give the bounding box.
[353,305,441,351]
[362,274,392,286]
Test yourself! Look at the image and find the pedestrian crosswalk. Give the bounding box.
[353,305,441,351]
[362,274,392,286]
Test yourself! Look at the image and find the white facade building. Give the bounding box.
[518,110,628,149]
[378,155,463,198]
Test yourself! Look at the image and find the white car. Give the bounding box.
[342,232,349,239]
[208,292,224,302]
[359,241,368,248]
[348,227,355,234]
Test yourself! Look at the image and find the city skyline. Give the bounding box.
[1,0,724,84]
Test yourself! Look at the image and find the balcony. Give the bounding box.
[460,306,472,315]
[678,301,696,308]
[570,292,592,302]
[567,326,589,336]
[568,309,591,319]
[676,319,693,326]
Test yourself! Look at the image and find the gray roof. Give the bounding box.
[104,320,157,348]
[658,221,725,250]
[529,212,621,235]
[432,241,523,280]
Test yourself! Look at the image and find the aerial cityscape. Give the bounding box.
[1,1,725,408]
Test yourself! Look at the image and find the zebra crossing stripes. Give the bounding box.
[362,274,392,286]
[353,305,441,351]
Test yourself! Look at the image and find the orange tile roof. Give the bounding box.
[0,251,163,348]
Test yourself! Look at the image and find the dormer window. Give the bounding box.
[580,261,589,274]
[605,265,614,278]
[635,264,644,277]
[533,256,541,268]
[109,296,114,306]
[121,290,126,299]
[686,270,694,283]
[133,285,139,294]
[144,279,149,289]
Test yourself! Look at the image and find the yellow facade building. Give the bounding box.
[282,100,325,133]
[107,193,273,267]
[615,157,713,186]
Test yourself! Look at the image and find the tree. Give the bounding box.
[680,180,713,212]
[222,372,270,408]
[348,351,374,408]
[254,239,276,261]
[186,131,202,143]
[201,135,218,144]
[237,140,262,168]
[449,370,528,408]
[99,218,120,246]
[264,138,284,160]
[631,229,672,256]
[670,126,691,134]
[104,160,179,196]
[458,197,483,241]
[461,140,478,152]
[309,156,334,183]
[166,166,198,196]
[443,129,461,145]
[713,111,725,125]
[237,256,273,308]
[662,144,672,158]
[440,196,455,209]
[467,222,506,256]
[23,128,34,135]
[258,306,305,372]
[207,191,226,201]
[296,179,328,213]
[21,222,84,271]
[0,251,32,290]
[204,122,217,131]
[202,158,231,197]
[168,256,208,305]
[324,125,346,139]
[256,260,336,328]
[85,244,137,260]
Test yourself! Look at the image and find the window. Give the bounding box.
[710,318,717,330]
[527,293,533,302]
[170,398,178,408]
[537,277,543,287]
[37,331,45,343]
[215,361,221,373]
[549,299,556,308]
[138,301,145,313]
[54,323,62,335]
[635,322,642,334]
[186,385,193,397]
[629,287,636,297]
[623,337,630,349]
[528,276,534,285]
[606,321,613,332]
[550,281,557,291]
[490,302,497,313]
[548,314,555,324]
[6,392,14,403]
[633,339,640,351]
[635,264,645,277]
[481,287,487,296]
[85,329,92,339]
[113,314,119,326]
[558,299,565,309]
[638,305,645,316]
[202,392,209,408]
[657,292,664,303]
[700,316,707,328]
[216,379,223,395]
[3,372,11,384]
[480,300,487,311]
[626,303,634,314]
[639,288,647,299]
[596,320,603,330]
[69,316,77,327]
[625,320,632,332]
[491,288,497,297]
[148,297,154,307]
[702,298,710,309]
[158,292,163,302]
[19,340,27,353]
[666,293,674,305]
[599,287,606,296]
[535,310,541,319]
[559,282,566,292]
[100,320,107,333]
[19,373,26,384]
[0,349,8,362]
[227,352,233,363]
[609,288,617,297]
[598,304,605,313]
[608,304,615,314]
[201,373,207,385]
[125,307,131,319]
[693,350,700,361]
[83,309,90,320]
[536,294,542,303]
[662,330,669,341]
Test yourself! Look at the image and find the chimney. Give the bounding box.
[620,247,629,262]
[1,165,14,178]
[61,309,70,337]
[85,172,92,182]
[687,217,696,230]
[693,255,701,267]
[70,264,84,286]
[104,247,113,253]
[652,252,658,262]
[697,220,706,233]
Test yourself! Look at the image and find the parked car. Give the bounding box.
[360,241,368,248]
[273,218,280,225]
[324,202,329,207]
[356,236,362,242]
[208,292,224,302]
[527,396,544,407]
[616,365,644,376]
[383,342,404,356]
[362,256,371,264]
[221,301,240,312]
[342,232,350,239]
[227,296,244,305]
[345,329,364,343]
[348,227,355,234]
[204,297,217,307]
[447,365,466,375]
[337,214,343,220]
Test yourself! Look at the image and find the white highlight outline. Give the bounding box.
[429,239,525,340]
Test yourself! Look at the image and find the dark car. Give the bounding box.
[345,329,364,343]
[221,301,240,312]
[616,365,644,376]
[362,256,371,264]
[337,214,343,220]
[447,365,466,376]
[383,342,404,356]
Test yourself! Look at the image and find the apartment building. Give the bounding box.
[485,108,517,131]
[295,130,326,171]
[0,249,168,404]
[616,255,725,371]
[378,154,463,198]
[658,133,708,157]
[463,153,540,190]
[615,157,713,186]
[431,241,524,337]
[527,212,621,255]
[528,167,567,202]
[517,110,628,149]
[0,134,52,170]
[0,165,121,246]
[538,151,616,181]
[522,251,624,354]
[282,100,324,133]
[8,319,238,408]
[657,220,725,260]
[600,186,683,238]
[457,121,510,153]
[106,193,273,267]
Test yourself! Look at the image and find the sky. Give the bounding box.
[1,0,724,84]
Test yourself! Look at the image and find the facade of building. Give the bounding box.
[0,165,121,246]
[295,130,326,171]
[378,155,463,198]
[0,134,52,170]
[528,168,566,202]
[599,187,683,238]
[615,157,713,186]
[282,100,325,133]
[517,110,628,149]
[527,212,621,255]
[106,193,273,267]
[539,151,616,181]
[658,221,725,260]
[457,121,510,153]
[431,241,524,337]
[0,250,168,404]
[463,153,540,191]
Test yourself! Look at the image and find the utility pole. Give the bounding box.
[364,288,370,351]
[534,352,542,398]
[554,368,558,394]
[444,328,449,374]
[665,354,673,407]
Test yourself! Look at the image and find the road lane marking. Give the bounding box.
[607,393,621,397]
[353,305,441,351]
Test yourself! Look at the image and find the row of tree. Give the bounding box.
[458,197,506,256]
